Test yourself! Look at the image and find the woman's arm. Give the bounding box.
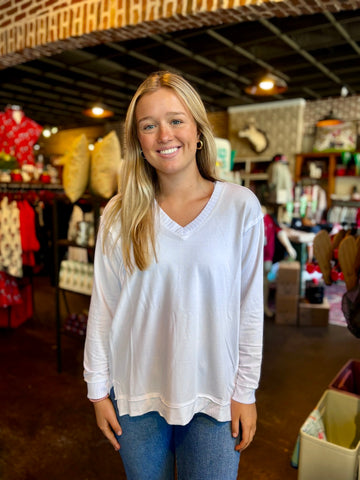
[84,221,123,400]
[232,210,264,449]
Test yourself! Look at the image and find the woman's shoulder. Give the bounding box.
[218,181,263,227]
[220,181,260,206]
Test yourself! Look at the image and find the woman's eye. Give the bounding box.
[143,124,155,131]
[171,119,182,125]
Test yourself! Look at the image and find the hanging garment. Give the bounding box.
[0,107,42,166]
[264,213,281,262]
[267,161,293,204]
[0,197,23,277]
[312,185,327,223]
[18,200,40,267]
[0,271,22,308]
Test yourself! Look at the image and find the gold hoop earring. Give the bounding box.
[197,139,204,150]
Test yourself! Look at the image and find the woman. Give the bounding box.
[84,71,264,480]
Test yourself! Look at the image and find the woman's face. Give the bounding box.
[135,87,199,180]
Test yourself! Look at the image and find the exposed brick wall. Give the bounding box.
[2,0,360,69]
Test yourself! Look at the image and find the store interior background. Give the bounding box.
[1,1,360,479]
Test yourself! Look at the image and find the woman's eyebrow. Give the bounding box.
[138,111,186,124]
[137,115,154,124]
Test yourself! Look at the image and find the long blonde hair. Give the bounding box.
[102,71,218,273]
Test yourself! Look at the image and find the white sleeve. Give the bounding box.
[83,221,123,400]
[233,212,264,404]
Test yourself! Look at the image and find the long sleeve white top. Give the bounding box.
[84,181,264,425]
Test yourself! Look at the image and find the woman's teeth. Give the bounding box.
[159,147,178,154]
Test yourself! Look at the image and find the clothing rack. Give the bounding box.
[0,181,64,192]
[0,183,64,329]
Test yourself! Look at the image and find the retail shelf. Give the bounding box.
[0,181,64,191]
[56,239,95,249]
[330,199,360,208]
[53,195,106,372]
[233,156,272,188]
[295,152,360,206]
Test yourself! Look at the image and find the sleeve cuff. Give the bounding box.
[86,382,109,401]
[232,386,256,404]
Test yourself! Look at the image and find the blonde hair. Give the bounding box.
[102,71,218,273]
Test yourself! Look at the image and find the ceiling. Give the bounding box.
[1,8,360,130]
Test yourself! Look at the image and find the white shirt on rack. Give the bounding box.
[84,181,264,425]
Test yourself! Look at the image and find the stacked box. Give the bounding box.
[298,389,360,480]
[275,261,300,325]
[298,297,330,326]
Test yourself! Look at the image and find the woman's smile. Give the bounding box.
[158,146,180,155]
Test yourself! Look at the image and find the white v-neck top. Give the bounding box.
[84,181,264,425]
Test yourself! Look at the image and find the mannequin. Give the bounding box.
[263,206,297,317]
[0,105,42,166]
[266,154,293,204]
[7,105,23,124]
[266,154,293,224]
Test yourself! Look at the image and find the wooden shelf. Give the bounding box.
[295,152,360,206]
[234,156,272,188]
[56,239,95,250]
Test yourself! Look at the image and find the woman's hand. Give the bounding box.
[231,400,257,452]
[93,398,122,451]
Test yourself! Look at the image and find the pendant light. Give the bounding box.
[245,73,288,96]
[83,102,114,119]
[316,110,342,128]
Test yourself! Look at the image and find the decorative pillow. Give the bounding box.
[313,122,357,152]
[61,134,90,203]
[90,131,122,198]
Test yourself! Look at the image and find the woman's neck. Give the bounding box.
[156,177,215,227]
[157,167,212,202]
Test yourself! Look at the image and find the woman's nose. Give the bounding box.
[158,123,172,142]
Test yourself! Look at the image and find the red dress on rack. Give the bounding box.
[0,107,42,166]
[18,200,40,266]
[0,197,39,325]
[0,272,22,308]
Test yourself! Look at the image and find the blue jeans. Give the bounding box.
[110,392,240,480]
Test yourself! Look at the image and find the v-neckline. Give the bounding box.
[157,181,222,238]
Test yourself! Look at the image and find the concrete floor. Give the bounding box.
[1,275,359,480]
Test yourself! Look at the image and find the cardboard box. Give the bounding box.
[298,297,329,327]
[277,260,300,282]
[277,282,300,296]
[276,261,300,296]
[275,294,299,325]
